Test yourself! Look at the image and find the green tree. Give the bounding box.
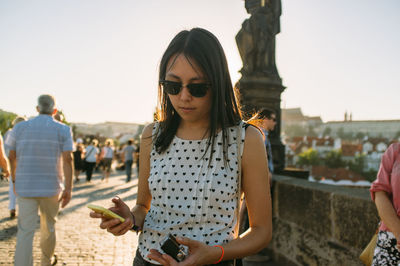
[307,125,318,137]
[0,109,17,134]
[298,148,320,166]
[363,169,378,182]
[337,127,345,139]
[323,127,332,136]
[283,125,307,137]
[336,127,354,140]
[395,131,400,139]
[324,149,345,168]
[348,154,366,173]
[355,132,366,140]
[56,109,70,126]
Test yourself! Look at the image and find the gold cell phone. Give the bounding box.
[87,204,125,223]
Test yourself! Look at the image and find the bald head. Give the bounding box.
[37,94,56,115]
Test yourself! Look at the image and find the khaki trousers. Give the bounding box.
[15,195,59,266]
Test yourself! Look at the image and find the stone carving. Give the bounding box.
[236,0,281,78]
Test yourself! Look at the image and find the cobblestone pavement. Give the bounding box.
[0,170,139,266]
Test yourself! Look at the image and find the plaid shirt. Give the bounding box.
[6,115,73,197]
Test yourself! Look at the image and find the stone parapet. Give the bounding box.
[269,175,379,265]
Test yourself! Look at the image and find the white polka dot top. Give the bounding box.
[138,122,246,263]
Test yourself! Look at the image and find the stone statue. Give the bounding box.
[236,0,281,79]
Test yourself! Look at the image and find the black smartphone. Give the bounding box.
[160,234,186,262]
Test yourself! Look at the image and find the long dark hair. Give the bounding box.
[154,28,242,163]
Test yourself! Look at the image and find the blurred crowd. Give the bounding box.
[72,137,140,184]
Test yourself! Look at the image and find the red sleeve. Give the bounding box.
[370,143,399,201]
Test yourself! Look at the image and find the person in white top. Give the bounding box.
[3,116,27,218]
[100,139,114,182]
[84,139,99,182]
[90,28,272,265]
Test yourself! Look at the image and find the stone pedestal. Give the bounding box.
[238,76,286,172]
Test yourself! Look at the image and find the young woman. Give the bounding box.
[90,28,272,265]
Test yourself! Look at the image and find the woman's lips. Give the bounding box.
[180,107,195,113]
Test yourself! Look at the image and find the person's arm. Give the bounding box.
[375,191,400,239]
[60,151,74,208]
[0,136,10,178]
[219,125,272,259]
[96,147,102,163]
[120,147,125,162]
[131,125,153,227]
[9,150,16,183]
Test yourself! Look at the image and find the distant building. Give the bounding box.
[281,108,323,128]
[286,136,335,166]
[311,165,365,182]
[72,121,143,141]
[320,120,400,139]
[283,107,399,173]
[341,143,363,161]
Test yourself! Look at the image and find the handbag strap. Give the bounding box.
[85,146,95,159]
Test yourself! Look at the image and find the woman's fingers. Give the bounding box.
[161,254,179,266]
[114,220,133,236]
[148,249,169,265]
[105,219,132,236]
[89,211,102,219]
[100,218,120,230]
[176,236,197,249]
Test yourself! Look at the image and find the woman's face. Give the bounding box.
[165,54,212,125]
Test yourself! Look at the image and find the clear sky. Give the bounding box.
[1,0,399,124]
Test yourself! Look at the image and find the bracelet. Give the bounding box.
[213,245,224,264]
[129,212,141,234]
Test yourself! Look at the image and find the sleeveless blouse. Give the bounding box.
[138,122,246,263]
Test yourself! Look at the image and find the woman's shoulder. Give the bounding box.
[387,142,400,155]
[141,122,157,140]
[390,142,400,150]
[243,124,264,142]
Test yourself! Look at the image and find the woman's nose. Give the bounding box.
[179,85,192,100]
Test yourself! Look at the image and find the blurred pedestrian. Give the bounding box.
[84,139,99,182]
[0,134,10,179]
[100,139,114,182]
[134,141,140,177]
[3,116,27,218]
[7,94,74,266]
[259,108,277,176]
[122,139,136,182]
[73,143,84,183]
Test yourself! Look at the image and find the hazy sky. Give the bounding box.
[1,0,399,124]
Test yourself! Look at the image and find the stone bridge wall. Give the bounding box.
[268,175,380,265]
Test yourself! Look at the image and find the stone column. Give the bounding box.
[236,0,286,172]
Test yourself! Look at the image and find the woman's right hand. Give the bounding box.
[89,196,134,236]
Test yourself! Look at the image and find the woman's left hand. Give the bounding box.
[147,236,221,266]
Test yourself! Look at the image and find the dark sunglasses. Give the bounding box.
[160,80,210,98]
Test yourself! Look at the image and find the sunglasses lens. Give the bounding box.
[161,81,181,95]
[160,80,209,97]
[187,83,209,97]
